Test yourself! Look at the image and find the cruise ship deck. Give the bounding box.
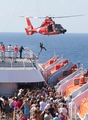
[0,49,45,96]
[0,48,38,68]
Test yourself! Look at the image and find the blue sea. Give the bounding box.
[0,32,88,69]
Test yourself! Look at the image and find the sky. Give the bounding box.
[0,0,88,33]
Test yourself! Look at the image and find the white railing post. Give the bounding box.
[11,59,13,67]
[68,103,71,120]
[74,103,77,120]
[23,59,26,68]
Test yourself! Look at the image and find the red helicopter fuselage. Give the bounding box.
[25,17,67,36]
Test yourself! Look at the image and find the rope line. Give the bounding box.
[35,0,49,58]
[4,0,21,32]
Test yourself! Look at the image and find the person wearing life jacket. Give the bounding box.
[14,45,18,62]
[1,44,6,62]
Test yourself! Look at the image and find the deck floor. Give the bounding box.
[0,57,38,68]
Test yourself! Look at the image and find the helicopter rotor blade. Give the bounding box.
[18,14,84,19]
[18,16,45,18]
[18,16,26,18]
[52,14,84,19]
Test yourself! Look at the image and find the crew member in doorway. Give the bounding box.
[19,46,24,58]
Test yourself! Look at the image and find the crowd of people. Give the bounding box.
[0,86,69,120]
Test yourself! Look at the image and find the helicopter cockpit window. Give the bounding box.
[55,24,63,31]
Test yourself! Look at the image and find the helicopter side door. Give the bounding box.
[48,24,53,32]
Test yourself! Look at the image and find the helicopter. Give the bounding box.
[19,15,84,36]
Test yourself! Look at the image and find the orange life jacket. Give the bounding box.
[14,46,18,52]
[1,45,6,52]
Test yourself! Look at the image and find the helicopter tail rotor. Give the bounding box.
[25,28,31,35]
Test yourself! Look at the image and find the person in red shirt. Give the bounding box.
[16,99,23,109]
[1,44,6,62]
[14,45,18,62]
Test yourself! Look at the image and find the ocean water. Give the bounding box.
[0,32,88,69]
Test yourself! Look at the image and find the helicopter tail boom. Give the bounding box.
[25,17,34,35]
[26,17,33,29]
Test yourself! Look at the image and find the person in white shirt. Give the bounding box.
[59,104,68,119]
[8,96,13,109]
[44,100,51,110]
[8,44,13,58]
[39,98,47,112]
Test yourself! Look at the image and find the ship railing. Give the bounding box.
[0,48,38,60]
[69,102,77,120]
[0,48,38,68]
[23,48,38,68]
[38,64,45,72]
[23,47,38,60]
